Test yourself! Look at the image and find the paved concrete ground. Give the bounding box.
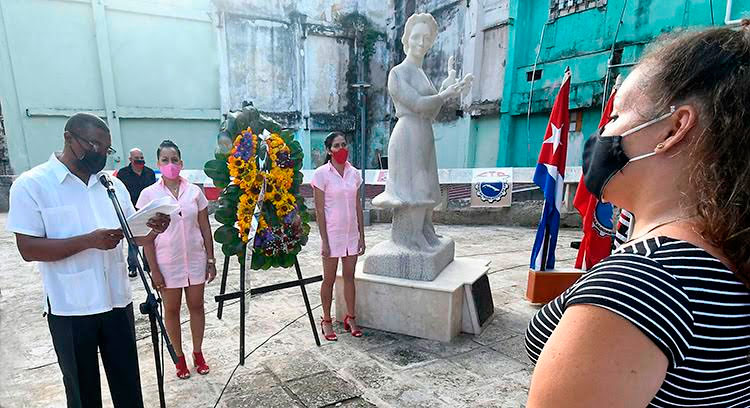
[0,214,580,407]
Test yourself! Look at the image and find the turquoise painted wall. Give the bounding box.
[499,0,749,167]
[469,116,501,168]
[433,117,472,169]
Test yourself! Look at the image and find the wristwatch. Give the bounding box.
[207,258,216,265]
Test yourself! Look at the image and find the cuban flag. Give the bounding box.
[530,69,571,271]
[573,77,620,270]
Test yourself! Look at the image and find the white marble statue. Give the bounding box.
[372,13,473,252]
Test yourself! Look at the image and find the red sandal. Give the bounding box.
[343,315,363,337]
[175,355,190,379]
[193,351,210,375]
[321,317,337,341]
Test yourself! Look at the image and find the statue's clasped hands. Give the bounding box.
[439,56,474,100]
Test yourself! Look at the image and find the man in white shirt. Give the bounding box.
[7,113,170,408]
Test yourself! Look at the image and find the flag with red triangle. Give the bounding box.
[530,68,571,271]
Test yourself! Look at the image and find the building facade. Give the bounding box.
[0,0,747,198]
[501,0,742,167]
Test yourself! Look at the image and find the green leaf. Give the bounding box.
[225,184,241,197]
[204,159,230,182]
[301,211,311,224]
[282,253,295,268]
[221,238,245,260]
[215,151,230,162]
[213,179,229,189]
[214,204,237,225]
[280,130,294,143]
[261,201,279,225]
[251,252,265,270]
[214,225,238,244]
[221,242,236,257]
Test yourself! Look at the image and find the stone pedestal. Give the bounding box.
[335,258,493,342]
[363,236,455,281]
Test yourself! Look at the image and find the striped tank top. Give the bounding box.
[526,237,750,407]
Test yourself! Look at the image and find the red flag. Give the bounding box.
[573,83,618,270]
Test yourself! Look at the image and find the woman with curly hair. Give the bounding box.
[526,24,750,407]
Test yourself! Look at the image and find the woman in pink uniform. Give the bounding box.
[312,132,366,341]
[139,140,217,379]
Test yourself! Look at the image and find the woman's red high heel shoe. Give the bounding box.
[343,315,363,337]
[193,351,210,375]
[321,317,338,341]
[175,355,191,379]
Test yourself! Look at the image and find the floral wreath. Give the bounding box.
[204,105,310,270]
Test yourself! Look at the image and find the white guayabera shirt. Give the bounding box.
[7,154,136,316]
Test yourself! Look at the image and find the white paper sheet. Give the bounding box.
[126,196,180,237]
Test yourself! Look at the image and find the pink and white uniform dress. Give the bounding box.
[137,177,209,288]
[310,161,362,258]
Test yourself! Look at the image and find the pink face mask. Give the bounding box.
[159,163,182,179]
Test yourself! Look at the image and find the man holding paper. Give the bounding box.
[6,113,170,408]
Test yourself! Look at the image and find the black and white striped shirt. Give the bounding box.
[526,237,750,407]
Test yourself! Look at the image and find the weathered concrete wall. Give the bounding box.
[214,0,391,170]
[306,35,351,114]
[225,17,298,113]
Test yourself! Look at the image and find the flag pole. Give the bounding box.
[540,229,551,271]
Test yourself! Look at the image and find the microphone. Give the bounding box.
[98,172,115,193]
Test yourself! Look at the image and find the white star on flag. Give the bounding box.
[543,123,563,154]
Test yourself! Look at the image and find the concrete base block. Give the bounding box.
[335,257,492,342]
[362,237,455,281]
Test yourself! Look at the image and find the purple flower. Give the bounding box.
[283,210,296,224]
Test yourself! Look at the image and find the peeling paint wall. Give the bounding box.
[502,0,739,167]
[306,35,351,114]
[226,17,297,112]
[215,0,391,170]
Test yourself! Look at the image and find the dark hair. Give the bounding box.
[65,112,109,135]
[324,131,346,163]
[157,140,181,159]
[640,22,750,286]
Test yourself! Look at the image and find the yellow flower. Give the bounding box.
[270,191,284,206]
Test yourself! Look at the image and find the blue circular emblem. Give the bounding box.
[592,202,614,237]
[475,182,509,203]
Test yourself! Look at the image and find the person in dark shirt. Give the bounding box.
[116,148,157,277]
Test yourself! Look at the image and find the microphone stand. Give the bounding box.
[100,174,176,408]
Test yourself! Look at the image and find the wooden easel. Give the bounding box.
[214,254,322,365]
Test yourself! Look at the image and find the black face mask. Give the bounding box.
[133,159,146,165]
[72,136,107,174]
[582,107,675,201]
[78,150,107,174]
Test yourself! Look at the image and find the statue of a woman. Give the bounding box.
[373,13,472,252]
